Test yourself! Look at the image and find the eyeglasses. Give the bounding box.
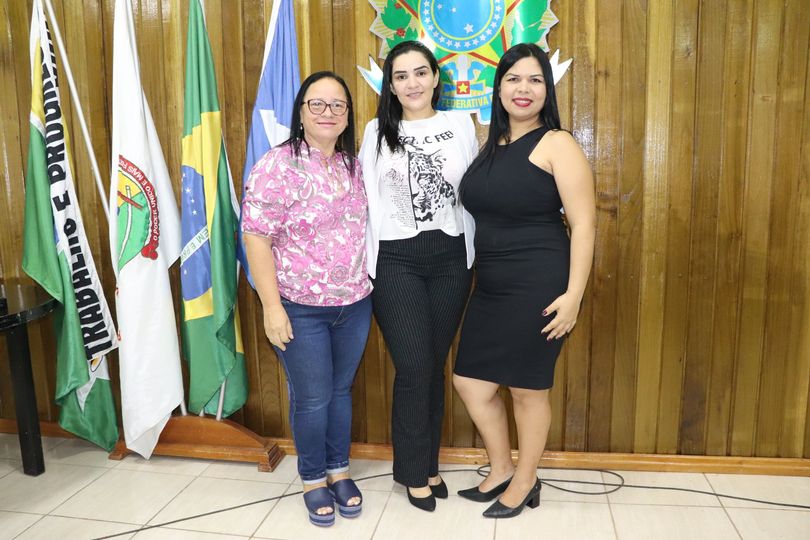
[304,99,349,116]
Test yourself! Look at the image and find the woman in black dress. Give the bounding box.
[453,43,596,518]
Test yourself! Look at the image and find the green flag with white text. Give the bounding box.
[22,0,119,451]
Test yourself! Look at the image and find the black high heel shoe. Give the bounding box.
[482,479,541,518]
[407,488,436,512]
[457,476,512,502]
[429,478,448,499]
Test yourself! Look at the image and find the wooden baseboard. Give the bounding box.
[0,418,74,438]
[3,420,808,476]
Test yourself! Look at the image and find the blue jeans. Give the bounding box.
[274,295,372,484]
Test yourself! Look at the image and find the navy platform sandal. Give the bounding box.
[328,478,363,518]
[303,486,335,527]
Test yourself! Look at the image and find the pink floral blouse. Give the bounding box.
[242,144,372,306]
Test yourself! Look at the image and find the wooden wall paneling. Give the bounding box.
[550,0,591,453]
[546,352,564,449]
[305,0,334,75]
[585,0,618,453]
[552,1,608,456]
[238,0,268,437]
[0,0,25,280]
[730,0,783,456]
[220,1,247,177]
[352,0,378,129]
[759,0,809,457]
[202,0,224,124]
[792,37,810,460]
[330,0,356,92]
[160,0,186,183]
[679,0,726,456]
[59,0,110,286]
[293,0,310,76]
[655,0,698,455]
[27,319,57,422]
[619,0,648,454]
[362,325,391,444]
[625,1,675,452]
[706,0,753,457]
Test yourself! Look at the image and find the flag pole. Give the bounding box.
[215,381,226,421]
[42,0,110,221]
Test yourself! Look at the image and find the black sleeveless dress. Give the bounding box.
[455,127,569,390]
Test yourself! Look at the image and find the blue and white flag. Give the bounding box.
[239,0,300,286]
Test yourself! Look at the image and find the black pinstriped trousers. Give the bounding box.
[371,230,472,488]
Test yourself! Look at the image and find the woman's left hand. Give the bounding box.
[541,292,581,340]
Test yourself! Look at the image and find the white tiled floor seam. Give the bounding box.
[367,489,393,540]
[704,472,744,540]
[605,497,620,540]
[246,478,289,539]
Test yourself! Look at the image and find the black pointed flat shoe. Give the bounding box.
[429,478,448,499]
[482,478,541,518]
[407,488,437,512]
[457,476,512,502]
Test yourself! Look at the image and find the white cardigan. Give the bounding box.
[359,111,479,278]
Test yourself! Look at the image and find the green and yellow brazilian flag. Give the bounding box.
[179,0,246,415]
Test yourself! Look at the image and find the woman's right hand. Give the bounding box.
[263,303,294,351]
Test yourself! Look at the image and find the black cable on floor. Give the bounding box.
[91,466,810,540]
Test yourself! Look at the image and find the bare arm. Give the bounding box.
[531,130,596,340]
[243,233,293,351]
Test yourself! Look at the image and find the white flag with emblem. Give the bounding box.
[109,0,183,458]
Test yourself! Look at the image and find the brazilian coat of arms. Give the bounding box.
[362,0,562,123]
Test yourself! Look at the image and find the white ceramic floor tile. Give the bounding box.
[0,463,106,513]
[0,433,22,459]
[0,459,19,478]
[348,459,398,492]
[0,434,65,460]
[495,500,616,539]
[605,471,721,506]
[610,504,739,540]
[373,492,496,540]
[200,455,298,485]
[706,474,810,509]
[254,483,389,540]
[52,468,194,524]
[726,507,810,540]
[114,453,213,476]
[40,436,69,450]
[14,515,136,540]
[0,511,42,540]
[132,528,248,539]
[44,438,119,468]
[540,468,611,503]
[148,476,285,536]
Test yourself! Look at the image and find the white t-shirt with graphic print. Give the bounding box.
[359,110,479,277]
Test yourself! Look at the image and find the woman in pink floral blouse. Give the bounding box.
[242,71,371,528]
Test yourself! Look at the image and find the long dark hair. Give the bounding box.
[285,70,356,175]
[375,40,441,155]
[464,43,561,179]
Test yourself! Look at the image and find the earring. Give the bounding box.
[299,122,303,131]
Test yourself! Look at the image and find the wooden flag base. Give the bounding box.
[108,415,285,472]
